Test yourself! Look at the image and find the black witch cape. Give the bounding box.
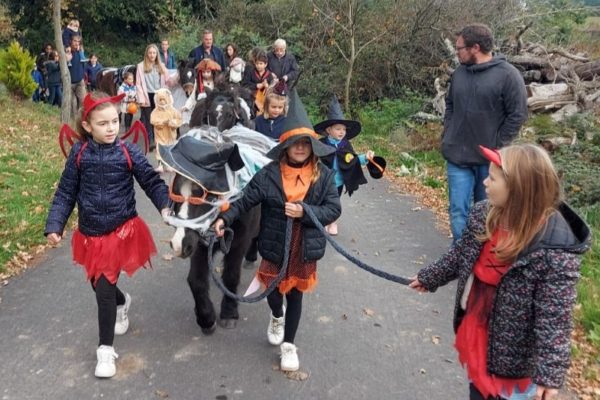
[319,138,367,196]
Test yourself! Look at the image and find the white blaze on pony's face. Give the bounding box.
[215,104,223,125]
[170,179,192,256]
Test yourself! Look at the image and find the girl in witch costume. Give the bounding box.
[45,92,171,379]
[410,144,591,400]
[316,95,375,236]
[213,90,341,372]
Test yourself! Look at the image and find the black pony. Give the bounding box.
[189,79,254,131]
[169,82,260,333]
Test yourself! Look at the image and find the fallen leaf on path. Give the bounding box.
[162,253,174,261]
[431,335,441,345]
[363,308,375,317]
[284,370,310,381]
[155,389,169,398]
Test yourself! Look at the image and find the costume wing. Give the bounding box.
[59,123,82,158]
[121,120,150,155]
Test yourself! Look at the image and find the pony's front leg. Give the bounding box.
[188,246,217,335]
[219,240,246,329]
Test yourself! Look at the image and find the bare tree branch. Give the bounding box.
[310,0,351,33]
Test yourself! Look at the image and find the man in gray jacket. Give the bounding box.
[443,24,528,241]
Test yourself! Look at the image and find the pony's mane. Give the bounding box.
[189,79,254,130]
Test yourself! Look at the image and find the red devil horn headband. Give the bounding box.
[479,145,502,168]
[82,93,126,121]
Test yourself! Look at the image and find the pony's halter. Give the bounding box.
[165,179,244,234]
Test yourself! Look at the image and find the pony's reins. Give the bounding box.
[206,202,412,303]
[206,219,294,303]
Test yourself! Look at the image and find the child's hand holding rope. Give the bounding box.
[285,202,304,218]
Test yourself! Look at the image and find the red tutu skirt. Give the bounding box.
[72,216,157,284]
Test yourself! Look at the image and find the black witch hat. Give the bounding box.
[314,95,361,140]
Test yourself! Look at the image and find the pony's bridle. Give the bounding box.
[164,177,243,234]
[168,179,231,212]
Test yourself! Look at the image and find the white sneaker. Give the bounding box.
[267,305,285,345]
[95,345,118,378]
[280,342,299,372]
[114,292,131,335]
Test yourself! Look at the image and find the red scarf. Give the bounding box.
[455,230,532,398]
[254,69,270,82]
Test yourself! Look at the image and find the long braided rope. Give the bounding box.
[207,218,294,303]
[300,202,412,286]
[207,201,412,303]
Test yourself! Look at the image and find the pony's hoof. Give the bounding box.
[243,259,257,269]
[218,319,237,329]
[201,322,217,335]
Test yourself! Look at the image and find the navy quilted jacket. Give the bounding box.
[417,201,591,388]
[45,138,169,237]
[221,161,341,264]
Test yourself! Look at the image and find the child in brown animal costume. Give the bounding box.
[151,88,182,172]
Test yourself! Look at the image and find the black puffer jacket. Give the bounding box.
[45,138,169,237]
[221,161,341,264]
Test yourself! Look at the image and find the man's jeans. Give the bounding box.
[447,162,489,241]
[71,80,87,119]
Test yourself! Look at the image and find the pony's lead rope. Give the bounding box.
[208,202,412,304]
[207,218,294,303]
[300,202,413,286]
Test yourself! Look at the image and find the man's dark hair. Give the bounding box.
[459,24,494,53]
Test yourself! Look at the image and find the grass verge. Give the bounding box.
[0,93,62,278]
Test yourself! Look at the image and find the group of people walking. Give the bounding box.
[34,19,101,110]
[42,22,591,400]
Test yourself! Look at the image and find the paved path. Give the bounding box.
[0,174,468,399]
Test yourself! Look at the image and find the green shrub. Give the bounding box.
[528,114,564,137]
[577,204,600,341]
[0,41,36,100]
[565,112,600,141]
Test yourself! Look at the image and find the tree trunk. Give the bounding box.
[573,60,600,81]
[345,35,355,113]
[343,0,356,113]
[53,0,72,124]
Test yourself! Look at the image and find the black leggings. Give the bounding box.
[140,92,156,144]
[267,288,303,344]
[91,275,126,346]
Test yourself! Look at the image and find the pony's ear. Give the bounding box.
[227,144,245,171]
